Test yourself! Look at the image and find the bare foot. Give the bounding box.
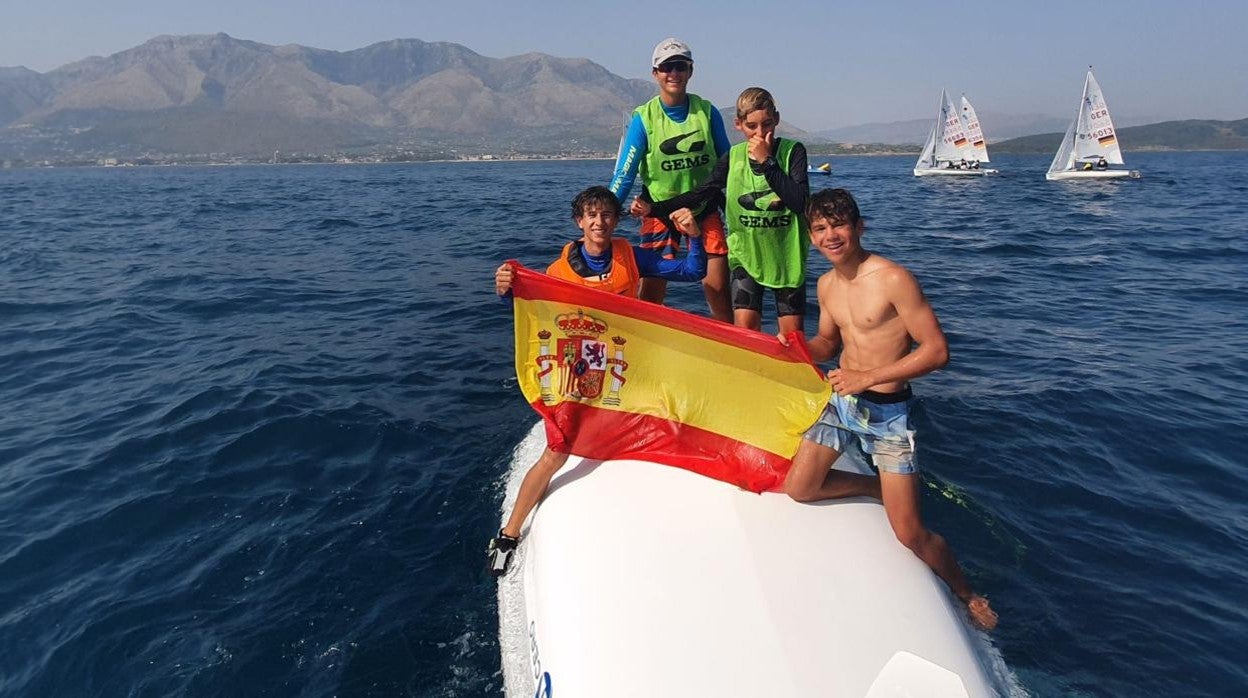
[965,595,998,631]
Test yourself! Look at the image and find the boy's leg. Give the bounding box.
[501,448,570,538]
[639,277,668,305]
[878,471,997,630]
[784,438,881,502]
[637,216,677,305]
[702,255,732,322]
[734,307,762,331]
[775,284,806,335]
[729,265,763,330]
[700,213,732,322]
[776,313,803,336]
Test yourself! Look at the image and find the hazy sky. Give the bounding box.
[3,0,1246,131]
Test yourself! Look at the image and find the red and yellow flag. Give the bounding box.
[509,263,830,493]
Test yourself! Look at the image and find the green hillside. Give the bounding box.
[994,118,1248,153]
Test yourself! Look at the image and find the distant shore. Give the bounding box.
[1,152,919,170]
[7,147,1246,170]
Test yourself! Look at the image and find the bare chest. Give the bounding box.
[828,282,898,332]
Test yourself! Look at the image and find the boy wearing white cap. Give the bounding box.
[608,38,733,323]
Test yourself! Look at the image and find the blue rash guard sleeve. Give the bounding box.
[609,113,648,203]
[709,108,731,158]
[608,100,730,203]
[633,235,706,281]
[580,236,705,282]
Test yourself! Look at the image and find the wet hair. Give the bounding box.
[806,188,861,227]
[736,87,778,120]
[571,185,622,220]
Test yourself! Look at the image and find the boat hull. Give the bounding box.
[914,168,998,177]
[498,424,1006,698]
[1046,169,1141,181]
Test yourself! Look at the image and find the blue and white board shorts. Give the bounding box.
[803,387,918,475]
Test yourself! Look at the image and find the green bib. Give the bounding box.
[635,94,716,207]
[724,138,808,288]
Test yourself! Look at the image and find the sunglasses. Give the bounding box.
[655,60,691,74]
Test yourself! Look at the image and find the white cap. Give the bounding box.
[651,38,693,69]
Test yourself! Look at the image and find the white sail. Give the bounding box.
[914,122,937,170]
[959,95,990,163]
[1048,117,1078,175]
[1047,69,1137,179]
[933,90,973,163]
[1074,71,1124,165]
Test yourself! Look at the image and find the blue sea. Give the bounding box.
[1,153,1246,697]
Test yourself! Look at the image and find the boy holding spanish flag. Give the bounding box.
[487,185,705,576]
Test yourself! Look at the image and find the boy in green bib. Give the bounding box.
[638,87,810,334]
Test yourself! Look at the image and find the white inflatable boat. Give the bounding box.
[497,423,1012,698]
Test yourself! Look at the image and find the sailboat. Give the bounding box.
[959,95,993,167]
[914,90,997,176]
[1046,68,1141,180]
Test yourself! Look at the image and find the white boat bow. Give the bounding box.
[914,167,999,177]
[498,423,1015,697]
[1046,168,1141,181]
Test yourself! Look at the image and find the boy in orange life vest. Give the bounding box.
[487,185,705,577]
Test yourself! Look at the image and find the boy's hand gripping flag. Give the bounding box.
[508,262,829,493]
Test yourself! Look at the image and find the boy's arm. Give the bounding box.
[710,108,732,157]
[645,153,729,218]
[805,273,843,362]
[758,140,809,214]
[608,113,648,203]
[830,268,949,394]
[635,237,706,282]
[634,209,707,281]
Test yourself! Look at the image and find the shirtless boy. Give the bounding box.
[781,188,998,631]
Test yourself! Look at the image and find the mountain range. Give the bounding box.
[1,34,1245,163]
[811,110,1185,146]
[0,33,654,159]
[815,114,1066,146]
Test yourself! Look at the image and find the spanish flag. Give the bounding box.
[509,263,830,493]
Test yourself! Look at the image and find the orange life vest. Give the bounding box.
[546,238,641,297]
